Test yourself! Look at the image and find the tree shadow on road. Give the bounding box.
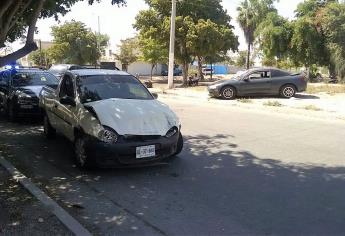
[1,120,345,235]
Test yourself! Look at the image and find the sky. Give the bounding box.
[11,0,304,51]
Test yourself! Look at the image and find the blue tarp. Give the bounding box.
[205,65,228,74]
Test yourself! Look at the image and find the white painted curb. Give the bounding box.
[0,155,92,236]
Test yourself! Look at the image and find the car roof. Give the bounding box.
[1,68,45,74]
[70,69,130,77]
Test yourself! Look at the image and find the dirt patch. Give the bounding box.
[0,165,72,235]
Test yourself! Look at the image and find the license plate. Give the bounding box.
[136,145,155,159]
[20,105,33,109]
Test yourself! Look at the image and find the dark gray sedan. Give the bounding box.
[208,68,308,99]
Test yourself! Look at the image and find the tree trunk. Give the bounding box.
[182,62,189,86]
[197,55,204,81]
[246,43,251,70]
[150,64,155,80]
[0,0,44,67]
[329,63,336,79]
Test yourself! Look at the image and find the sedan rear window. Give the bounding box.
[77,75,153,103]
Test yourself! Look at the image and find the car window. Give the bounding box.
[69,66,84,70]
[59,75,75,98]
[0,71,13,86]
[271,69,290,77]
[77,75,153,103]
[12,72,58,87]
[248,71,270,80]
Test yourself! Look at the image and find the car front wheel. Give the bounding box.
[174,132,184,156]
[74,135,95,169]
[280,85,296,98]
[43,114,56,139]
[220,86,236,100]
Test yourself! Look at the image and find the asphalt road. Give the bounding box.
[1,97,345,235]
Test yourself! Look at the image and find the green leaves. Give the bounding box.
[48,20,109,65]
[115,37,139,69]
[135,0,238,83]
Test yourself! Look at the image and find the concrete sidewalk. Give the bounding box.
[0,165,72,235]
[150,86,345,121]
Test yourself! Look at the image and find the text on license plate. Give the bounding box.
[136,145,156,159]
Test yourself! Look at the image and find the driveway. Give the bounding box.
[1,97,345,235]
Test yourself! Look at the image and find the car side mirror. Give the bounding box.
[60,96,76,106]
[243,77,249,82]
[152,92,158,99]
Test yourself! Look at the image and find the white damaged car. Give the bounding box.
[39,69,183,168]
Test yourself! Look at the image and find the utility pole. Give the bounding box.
[168,0,176,89]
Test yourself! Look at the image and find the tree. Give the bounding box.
[237,0,277,69]
[255,12,292,63]
[135,0,237,85]
[28,48,52,68]
[235,50,254,68]
[0,0,126,67]
[139,37,168,79]
[188,19,238,80]
[319,1,345,80]
[115,37,139,71]
[48,21,109,65]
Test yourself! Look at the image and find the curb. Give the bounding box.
[0,155,92,236]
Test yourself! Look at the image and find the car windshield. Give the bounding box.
[77,75,153,103]
[231,71,246,80]
[12,72,58,87]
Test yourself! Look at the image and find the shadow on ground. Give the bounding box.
[0,117,345,235]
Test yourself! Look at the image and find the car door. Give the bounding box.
[239,70,272,95]
[56,75,76,141]
[0,71,11,109]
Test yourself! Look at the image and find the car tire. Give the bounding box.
[280,84,296,98]
[74,134,95,169]
[220,86,236,100]
[43,114,56,139]
[174,132,184,156]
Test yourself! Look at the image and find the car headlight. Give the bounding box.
[208,85,217,90]
[165,126,178,138]
[17,92,31,99]
[98,126,118,143]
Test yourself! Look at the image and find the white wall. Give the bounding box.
[127,62,163,76]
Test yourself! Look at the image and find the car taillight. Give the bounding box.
[300,75,307,81]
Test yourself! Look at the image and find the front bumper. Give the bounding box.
[13,101,43,118]
[85,133,180,167]
[207,87,221,97]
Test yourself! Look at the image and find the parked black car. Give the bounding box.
[0,68,59,121]
[48,64,85,79]
[208,68,308,99]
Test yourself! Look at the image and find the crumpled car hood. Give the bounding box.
[84,98,180,136]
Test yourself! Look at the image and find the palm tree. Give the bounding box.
[237,0,276,69]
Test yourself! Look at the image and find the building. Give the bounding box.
[127,62,165,76]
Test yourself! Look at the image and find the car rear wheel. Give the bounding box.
[43,114,56,139]
[74,135,95,169]
[280,85,296,98]
[220,86,236,100]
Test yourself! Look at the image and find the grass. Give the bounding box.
[307,84,345,95]
[263,101,284,107]
[237,98,253,104]
[303,105,322,111]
